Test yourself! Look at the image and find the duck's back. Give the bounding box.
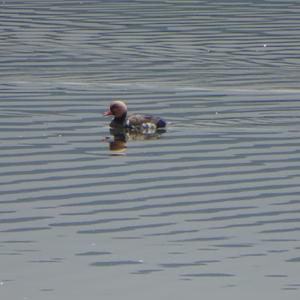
[127,114,166,129]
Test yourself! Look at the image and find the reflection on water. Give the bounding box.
[106,127,166,154]
[1,0,300,299]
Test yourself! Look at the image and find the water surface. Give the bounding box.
[1,1,300,299]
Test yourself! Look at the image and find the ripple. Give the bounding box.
[1,1,300,298]
[90,260,143,267]
[75,251,111,256]
[181,273,235,278]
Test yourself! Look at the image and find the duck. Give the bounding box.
[103,100,167,131]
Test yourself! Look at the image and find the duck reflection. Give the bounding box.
[106,126,166,154]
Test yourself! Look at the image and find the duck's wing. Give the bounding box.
[127,114,149,127]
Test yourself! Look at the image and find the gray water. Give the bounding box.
[1,1,300,299]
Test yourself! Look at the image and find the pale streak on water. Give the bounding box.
[1,0,300,299]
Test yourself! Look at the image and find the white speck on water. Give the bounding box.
[0,281,4,286]
[263,44,267,47]
[138,259,144,263]
[215,112,218,115]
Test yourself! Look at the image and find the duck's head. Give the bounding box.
[103,101,127,118]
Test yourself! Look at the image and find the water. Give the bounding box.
[1,1,300,299]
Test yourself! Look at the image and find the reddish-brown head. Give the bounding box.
[103,101,128,118]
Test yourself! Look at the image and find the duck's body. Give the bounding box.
[104,101,166,131]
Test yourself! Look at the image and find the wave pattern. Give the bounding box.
[1,0,300,88]
[1,1,300,299]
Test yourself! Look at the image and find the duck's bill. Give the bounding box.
[103,110,113,116]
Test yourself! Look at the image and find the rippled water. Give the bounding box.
[1,1,300,299]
